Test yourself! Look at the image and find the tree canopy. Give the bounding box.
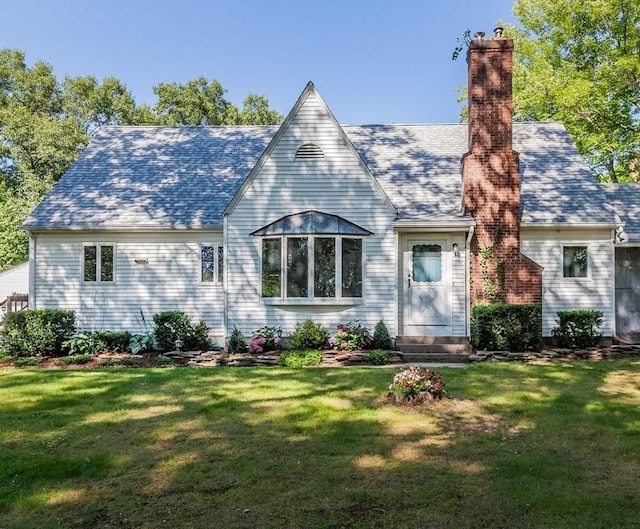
[508,0,640,182]
[0,48,282,271]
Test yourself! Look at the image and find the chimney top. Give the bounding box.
[474,31,486,41]
[493,27,505,39]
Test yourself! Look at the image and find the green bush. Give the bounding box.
[152,311,211,352]
[472,304,542,351]
[368,349,390,365]
[0,309,76,357]
[279,349,324,367]
[94,331,132,353]
[55,354,94,366]
[63,332,105,356]
[371,320,393,350]
[227,326,249,354]
[287,320,329,350]
[551,310,603,349]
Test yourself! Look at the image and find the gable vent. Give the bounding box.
[295,143,324,160]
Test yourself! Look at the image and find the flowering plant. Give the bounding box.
[328,321,370,351]
[249,326,281,353]
[388,367,446,403]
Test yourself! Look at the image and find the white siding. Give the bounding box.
[32,231,225,340]
[0,262,29,299]
[521,228,614,337]
[226,91,398,339]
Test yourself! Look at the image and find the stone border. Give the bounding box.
[469,344,640,362]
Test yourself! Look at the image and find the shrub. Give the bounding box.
[94,331,132,353]
[249,325,281,353]
[55,354,94,366]
[129,332,158,354]
[328,321,370,351]
[279,349,323,367]
[227,326,249,354]
[368,349,390,365]
[287,320,329,351]
[0,309,76,357]
[12,357,41,367]
[472,304,542,351]
[155,354,175,366]
[152,311,211,352]
[388,367,447,403]
[551,310,603,349]
[371,320,393,350]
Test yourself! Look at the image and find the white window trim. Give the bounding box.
[561,244,591,280]
[200,244,224,285]
[82,243,116,285]
[261,235,364,304]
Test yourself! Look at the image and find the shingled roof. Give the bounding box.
[23,121,615,231]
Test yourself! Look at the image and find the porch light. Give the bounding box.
[452,243,460,258]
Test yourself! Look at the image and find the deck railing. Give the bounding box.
[0,294,28,315]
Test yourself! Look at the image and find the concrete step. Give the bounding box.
[398,351,471,364]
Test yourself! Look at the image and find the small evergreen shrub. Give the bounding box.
[328,321,371,351]
[0,309,76,357]
[551,310,603,349]
[95,331,132,353]
[472,303,542,351]
[55,354,94,366]
[287,320,329,350]
[279,349,323,367]
[152,311,211,352]
[371,320,393,350]
[227,326,249,354]
[368,349,390,365]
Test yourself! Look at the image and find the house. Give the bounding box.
[0,262,29,310]
[21,32,640,347]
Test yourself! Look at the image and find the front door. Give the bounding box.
[403,238,452,335]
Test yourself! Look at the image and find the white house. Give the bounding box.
[0,262,29,301]
[21,34,640,347]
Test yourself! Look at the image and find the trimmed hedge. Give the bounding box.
[472,303,542,352]
[0,309,76,357]
[551,310,603,349]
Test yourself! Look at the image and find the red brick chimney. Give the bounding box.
[462,29,542,305]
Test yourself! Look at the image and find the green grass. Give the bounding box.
[0,360,638,529]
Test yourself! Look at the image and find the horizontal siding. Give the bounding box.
[0,263,29,299]
[521,228,614,337]
[33,232,225,339]
[227,91,398,339]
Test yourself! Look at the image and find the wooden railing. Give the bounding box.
[0,294,28,314]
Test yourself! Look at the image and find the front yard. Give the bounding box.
[1,360,639,528]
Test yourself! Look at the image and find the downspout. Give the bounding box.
[28,234,36,309]
[465,226,475,338]
[223,215,228,345]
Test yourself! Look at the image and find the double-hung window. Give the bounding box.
[201,245,224,283]
[563,245,588,278]
[252,211,371,301]
[83,244,114,283]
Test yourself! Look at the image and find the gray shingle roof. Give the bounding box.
[602,184,640,243]
[23,121,616,230]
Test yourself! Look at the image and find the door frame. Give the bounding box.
[401,236,453,336]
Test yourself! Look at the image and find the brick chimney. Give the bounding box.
[462,29,542,305]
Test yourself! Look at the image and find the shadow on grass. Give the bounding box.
[0,361,638,529]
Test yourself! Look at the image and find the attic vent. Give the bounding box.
[295,143,324,160]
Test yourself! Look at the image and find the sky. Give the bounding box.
[0,0,520,125]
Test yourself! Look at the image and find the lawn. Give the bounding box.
[0,360,638,529]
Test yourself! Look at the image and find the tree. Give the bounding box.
[508,0,640,182]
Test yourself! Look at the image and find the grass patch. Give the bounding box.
[0,361,638,528]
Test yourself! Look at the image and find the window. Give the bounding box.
[412,244,442,283]
[563,246,588,278]
[252,211,372,301]
[261,236,363,300]
[201,245,224,283]
[84,244,114,283]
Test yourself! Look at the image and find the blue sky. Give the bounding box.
[1,0,519,124]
